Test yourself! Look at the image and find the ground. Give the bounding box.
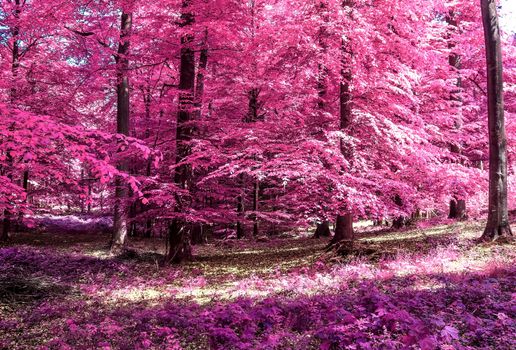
[0,219,515,349]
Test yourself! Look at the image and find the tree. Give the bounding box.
[167,0,196,263]
[445,7,467,220]
[480,0,513,241]
[111,10,133,254]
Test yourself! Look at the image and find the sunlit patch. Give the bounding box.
[107,286,164,303]
[411,280,446,291]
[361,225,450,243]
[82,249,112,259]
[2,220,515,349]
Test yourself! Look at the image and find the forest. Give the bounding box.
[0,0,515,349]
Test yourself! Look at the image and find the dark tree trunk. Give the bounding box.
[3,1,22,241]
[1,150,14,242]
[331,213,353,246]
[392,194,408,228]
[373,219,383,226]
[191,223,208,245]
[168,219,192,263]
[85,169,92,214]
[10,0,21,104]
[332,2,355,247]
[141,96,154,239]
[22,170,28,191]
[194,29,208,119]
[392,216,407,229]
[14,170,29,231]
[316,1,329,111]
[339,31,353,134]
[144,219,153,238]
[111,11,133,254]
[128,200,138,237]
[480,0,512,241]
[167,1,195,263]
[187,29,210,246]
[313,221,331,238]
[446,9,463,112]
[242,88,262,238]
[246,88,263,122]
[236,194,245,239]
[449,198,466,219]
[1,214,11,242]
[457,200,466,219]
[448,198,457,218]
[253,180,259,237]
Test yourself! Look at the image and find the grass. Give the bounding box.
[0,219,514,349]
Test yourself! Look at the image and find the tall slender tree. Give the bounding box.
[167,0,196,263]
[480,0,512,241]
[313,0,331,239]
[446,8,467,219]
[111,10,133,253]
[331,0,354,246]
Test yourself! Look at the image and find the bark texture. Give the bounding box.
[2,0,22,241]
[167,1,195,263]
[333,0,354,247]
[480,0,512,241]
[448,198,466,219]
[236,194,245,239]
[331,213,354,247]
[314,221,331,238]
[111,11,133,254]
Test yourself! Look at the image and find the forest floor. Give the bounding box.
[0,219,515,349]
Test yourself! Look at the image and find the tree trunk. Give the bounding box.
[167,1,195,263]
[392,216,407,229]
[1,214,11,242]
[188,29,210,245]
[3,0,21,241]
[316,0,328,111]
[168,219,192,263]
[446,9,463,118]
[373,218,384,226]
[10,0,21,104]
[111,11,132,254]
[246,88,262,122]
[449,198,466,219]
[142,95,154,239]
[253,180,259,237]
[332,2,355,247]
[191,223,207,245]
[87,175,92,214]
[236,194,245,239]
[1,151,14,242]
[242,88,262,238]
[194,29,208,120]
[14,170,29,231]
[128,200,138,237]
[480,0,512,241]
[144,219,153,238]
[313,221,331,238]
[331,213,353,246]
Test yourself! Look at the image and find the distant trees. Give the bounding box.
[0,0,515,255]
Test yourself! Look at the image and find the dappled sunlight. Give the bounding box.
[1,221,515,349]
[87,224,515,310]
[1,0,514,348]
[106,286,165,304]
[409,280,447,292]
[361,224,452,243]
